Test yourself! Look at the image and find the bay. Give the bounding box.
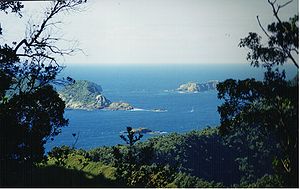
[45,63,296,151]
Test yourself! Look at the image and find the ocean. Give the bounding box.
[45,63,297,151]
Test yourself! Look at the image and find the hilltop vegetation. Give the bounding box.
[59,80,135,110]
[2,127,283,187]
[59,80,111,110]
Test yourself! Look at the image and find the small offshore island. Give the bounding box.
[177,80,219,93]
[59,80,134,111]
[58,80,220,110]
[107,102,134,111]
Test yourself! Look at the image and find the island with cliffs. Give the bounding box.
[59,80,133,111]
[176,80,219,93]
[58,79,219,110]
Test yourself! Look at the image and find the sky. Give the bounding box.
[0,0,298,65]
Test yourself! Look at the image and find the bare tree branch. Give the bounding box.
[4,0,87,94]
[278,0,293,9]
[256,16,271,38]
[267,0,298,69]
[267,0,293,24]
[14,0,84,54]
[287,52,299,68]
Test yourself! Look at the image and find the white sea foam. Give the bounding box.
[149,131,168,135]
[130,108,149,112]
[158,131,168,134]
[131,108,145,111]
[130,108,168,112]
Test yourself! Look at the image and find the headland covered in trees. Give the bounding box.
[0,0,298,188]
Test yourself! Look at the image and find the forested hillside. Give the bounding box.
[1,127,284,187]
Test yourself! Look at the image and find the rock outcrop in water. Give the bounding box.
[120,127,167,135]
[59,80,134,111]
[177,80,219,93]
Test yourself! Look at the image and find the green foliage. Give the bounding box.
[218,2,298,186]
[169,172,223,188]
[88,146,115,164]
[0,86,68,167]
[47,126,289,187]
[2,151,117,187]
[239,13,298,68]
[144,128,242,185]
[48,145,74,167]
[15,126,287,187]
[112,127,150,186]
[128,164,175,187]
[84,127,281,186]
[240,174,284,188]
[46,152,116,180]
[218,48,298,187]
[0,1,87,186]
[0,1,23,18]
[120,126,143,147]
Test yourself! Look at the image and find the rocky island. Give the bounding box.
[59,80,133,111]
[177,80,219,93]
[107,102,134,111]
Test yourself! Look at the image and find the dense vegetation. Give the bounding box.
[2,127,287,187]
[0,0,298,187]
[0,0,86,186]
[216,0,298,186]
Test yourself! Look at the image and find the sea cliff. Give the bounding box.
[59,80,133,110]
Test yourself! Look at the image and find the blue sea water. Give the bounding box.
[45,63,297,151]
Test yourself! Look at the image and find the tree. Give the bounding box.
[217,0,298,187]
[112,127,144,186]
[239,0,298,69]
[0,1,23,19]
[0,0,86,180]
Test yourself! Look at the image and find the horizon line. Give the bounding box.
[62,62,248,66]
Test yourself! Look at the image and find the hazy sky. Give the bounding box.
[1,0,298,65]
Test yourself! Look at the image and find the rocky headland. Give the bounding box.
[59,80,133,111]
